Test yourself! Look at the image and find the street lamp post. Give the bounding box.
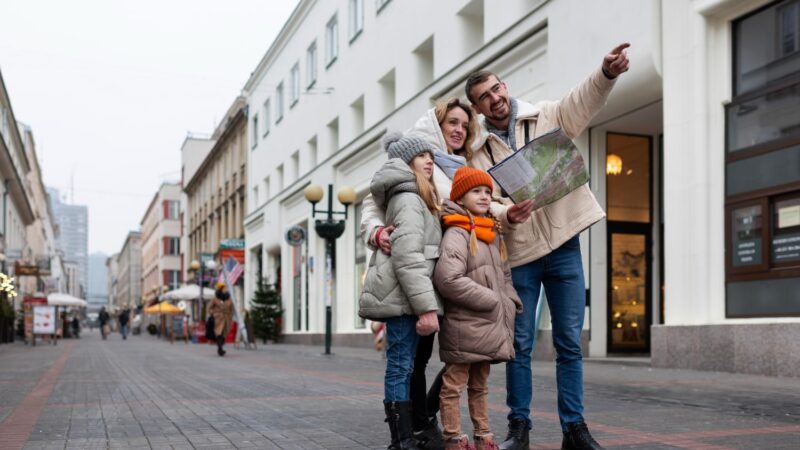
[304,183,356,355]
[190,258,217,322]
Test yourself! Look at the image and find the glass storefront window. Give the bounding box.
[727,82,800,152]
[734,0,800,96]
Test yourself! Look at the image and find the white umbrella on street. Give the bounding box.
[161,285,216,301]
[47,293,88,307]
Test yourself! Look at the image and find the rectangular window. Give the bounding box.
[726,2,800,317]
[779,1,799,57]
[166,237,180,256]
[276,82,284,122]
[252,113,259,148]
[164,200,180,220]
[166,270,181,290]
[349,0,364,41]
[263,99,271,136]
[264,176,271,200]
[734,1,800,95]
[307,41,318,88]
[290,63,300,106]
[326,14,339,67]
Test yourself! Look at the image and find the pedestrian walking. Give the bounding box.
[463,43,631,450]
[118,309,130,340]
[359,131,443,450]
[98,307,110,340]
[433,167,522,450]
[71,316,80,339]
[361,98,478,449]
[208,282,234,356]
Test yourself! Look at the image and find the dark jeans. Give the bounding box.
[385,315,419,402]
[506,236,586,432]
[411,330,445,431]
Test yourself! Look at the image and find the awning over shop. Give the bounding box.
[47,293,88,307]
[160,285,216,301]
[143,302,184,315]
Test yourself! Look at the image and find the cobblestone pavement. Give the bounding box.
[0,329,798,450]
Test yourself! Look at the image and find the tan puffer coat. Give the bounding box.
[433,200,522,364]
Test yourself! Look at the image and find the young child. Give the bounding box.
[433,167,523,450]
[359,131,443,450]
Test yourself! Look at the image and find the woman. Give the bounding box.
[360,98,478,450]
[359,131,443,450]
[208,282,234,356]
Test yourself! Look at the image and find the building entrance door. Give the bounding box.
[606,133,653,353]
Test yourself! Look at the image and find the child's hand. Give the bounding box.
[377,225,395,255]
[416,311,439,336]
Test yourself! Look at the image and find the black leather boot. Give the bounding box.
[498,418,530,450]
[561,422,604,450]
[385,402,401,450]
[413,415,444,450]
[385,401,421,450]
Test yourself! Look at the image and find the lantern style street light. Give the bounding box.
[304,183,356,355]
[189,258,217,321]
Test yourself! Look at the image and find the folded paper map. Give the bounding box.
[487,128,589,209]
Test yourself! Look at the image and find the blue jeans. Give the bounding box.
[120,324,129,339]
[506,236,586,431]
[384,315,420,402]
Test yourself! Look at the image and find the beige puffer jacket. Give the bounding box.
[433,200,522,364]
[470,67,615,268]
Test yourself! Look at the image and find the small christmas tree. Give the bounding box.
[250,276,283,343]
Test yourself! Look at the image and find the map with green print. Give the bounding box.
[487,128,589,209]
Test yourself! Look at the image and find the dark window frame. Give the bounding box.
[725,0,800,317]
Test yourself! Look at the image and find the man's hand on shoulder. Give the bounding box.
[602,43,631,79]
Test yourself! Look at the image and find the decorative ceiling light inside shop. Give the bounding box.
[606,153,622,175]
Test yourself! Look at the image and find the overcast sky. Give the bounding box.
[0,0,299,255]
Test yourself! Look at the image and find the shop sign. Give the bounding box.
[772,232,800,263]
[219,239,245,249]
[731,205,762,266]
[14,261,39,276]
[286,226,306,247]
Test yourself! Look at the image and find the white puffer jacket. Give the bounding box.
[360,108,464,250]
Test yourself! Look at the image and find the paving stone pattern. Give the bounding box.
[0,329,798,449]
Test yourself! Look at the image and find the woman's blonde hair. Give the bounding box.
[434,97,477,161]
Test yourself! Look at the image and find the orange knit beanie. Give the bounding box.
[449,166,494,201]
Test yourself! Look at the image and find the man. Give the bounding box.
[118,309,130,340]
[98,307,110,340]
[464,44,630,450]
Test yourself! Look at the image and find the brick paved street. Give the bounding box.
[0,329,798,450]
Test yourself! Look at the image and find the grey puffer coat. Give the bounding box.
[358,159,442,320]
[433,200,522,364]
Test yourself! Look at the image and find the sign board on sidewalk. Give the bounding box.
[33,306,57,334]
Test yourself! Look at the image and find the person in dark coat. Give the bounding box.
[98,307,110,340]
[118,309,130,340]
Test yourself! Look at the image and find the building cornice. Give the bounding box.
[184,98,248,194]
[242,0,316,93]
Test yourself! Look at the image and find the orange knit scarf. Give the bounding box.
[442,214,496,243]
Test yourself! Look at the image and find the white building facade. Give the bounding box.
[243,0,800,376]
